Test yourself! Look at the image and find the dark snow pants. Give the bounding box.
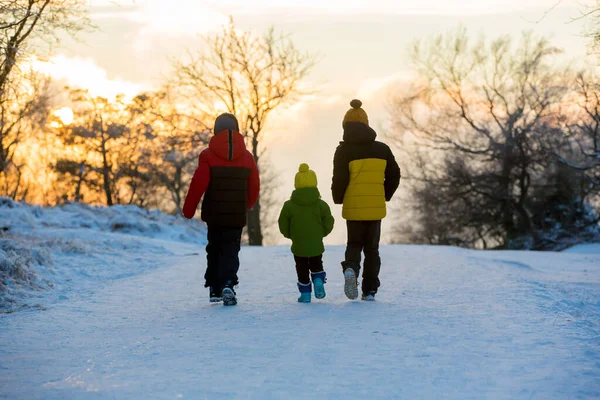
[205,224,243,291]
[294,255,324,285]
[342,220,382,294]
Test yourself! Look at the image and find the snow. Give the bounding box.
[563,243,600,254]
[0,198,206,313]
[1,201,600,399]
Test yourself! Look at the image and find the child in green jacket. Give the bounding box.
[278,164,335,303]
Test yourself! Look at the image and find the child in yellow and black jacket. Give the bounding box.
[331,99,401,301]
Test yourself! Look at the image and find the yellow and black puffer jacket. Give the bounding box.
[331,122,401,221]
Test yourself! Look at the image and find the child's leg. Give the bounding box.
[343,221,365,300]
[204,224,219,290]
[294,256,311,285]
[342,221,364,276]
[295,256,312,302]
[362,220,382,294]
[216,226,243,289]
[308,255,324,274]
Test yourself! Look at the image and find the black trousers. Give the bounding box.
[205,224,243,291]
[294,255,324,285]
[342,220,382,294]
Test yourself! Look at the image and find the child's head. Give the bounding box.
[342,99,369,128]
[213,113,239,133]
[295,163,318,189]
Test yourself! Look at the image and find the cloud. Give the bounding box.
[100,1,228,53]
[191,0,572,16]
[133,1,226,35]
[31,55,144,99]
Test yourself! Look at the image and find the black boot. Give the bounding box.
[209,287,222,303]
[361,290,376,301]
[222,280,237,306]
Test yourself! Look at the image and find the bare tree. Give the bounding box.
[53,159,96,203]
[54,90,132,206]
[575,1,600,53]
[0,66,52,198]
[0,0,89,90]
[50,88,211,211]
[389,29,579,249]
[553,72,600,196]
[0,0,89,198]
[173,17,316,246]
[125,90,210,213]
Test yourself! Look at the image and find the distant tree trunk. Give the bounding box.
[100,133,113,206]
[247,133,263,245]
[74,177,82,202]
[247,201,263,246]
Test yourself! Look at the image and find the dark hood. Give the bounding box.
[291,187,321,206]
[342,121,377,144]
[209,129,247,161]
[214,113,239,133]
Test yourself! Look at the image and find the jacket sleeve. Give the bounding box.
[278,202,291,239]
[182,151,210,219]
[247,153,260,210]
[320,201,335,237]
[331,145,349,205]
[384,147,401,202]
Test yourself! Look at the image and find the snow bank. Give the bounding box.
[0,239,54,311]
[0,197,206,313]
[563,243,600,254]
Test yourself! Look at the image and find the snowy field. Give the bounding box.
[1,200,600,399]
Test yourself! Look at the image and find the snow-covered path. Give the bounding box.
[1,241,600,399]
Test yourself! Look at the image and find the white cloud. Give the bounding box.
[130,1,227,36]
[87,0,575,55]
[95,0,228,52]
[31,55,143,99]
[198,0,573,15]
[90,0,575,29]
[356,72,413,101]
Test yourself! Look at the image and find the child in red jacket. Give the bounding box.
[182,113,260,306]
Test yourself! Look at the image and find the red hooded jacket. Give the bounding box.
[182,129,260,227]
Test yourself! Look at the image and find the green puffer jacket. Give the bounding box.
[278,187,335,257]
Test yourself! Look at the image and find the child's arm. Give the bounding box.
[384,148,401,201]
[331,145,349,204]
[247,153,260,210]
[320,201,335,237]
[182,152,210,219]
[278,202,292,239]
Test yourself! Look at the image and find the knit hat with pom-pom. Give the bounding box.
[294,163,318,189]
[342,99,369,127]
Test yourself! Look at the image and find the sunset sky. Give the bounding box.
[40,0,593,243]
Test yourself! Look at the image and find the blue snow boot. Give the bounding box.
[297,282,312,303]
[311,271,326,299]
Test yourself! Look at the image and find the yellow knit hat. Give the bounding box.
[342,99,369,127]
[295,163,318,189]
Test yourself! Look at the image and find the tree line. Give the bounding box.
[389,29,600,250]
[1,3,314,246]
[1,1,599,250]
